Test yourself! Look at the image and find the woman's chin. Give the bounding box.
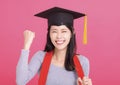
[54,46,67,51]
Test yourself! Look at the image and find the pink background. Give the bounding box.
[0,0,120,85]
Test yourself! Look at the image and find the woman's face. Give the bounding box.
[50,25,71,50]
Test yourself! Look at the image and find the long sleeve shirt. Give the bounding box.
[16,49,90,85]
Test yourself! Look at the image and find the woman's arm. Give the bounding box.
[16,49,45,85]
[16,30,39,85]
[77,55,92,85]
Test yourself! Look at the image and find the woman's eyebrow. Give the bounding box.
[51,28,57,30]
[61,29,68,31]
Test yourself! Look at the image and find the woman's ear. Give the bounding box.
[73,31,76,35]
[71,31,75,38]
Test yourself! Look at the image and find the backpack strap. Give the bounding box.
[38,51,53,85]
[73,55,84,79]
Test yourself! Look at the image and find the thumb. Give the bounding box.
[77,77,83,85]
[33,32,35,38]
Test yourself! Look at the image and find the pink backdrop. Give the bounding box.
[0,0,120,85]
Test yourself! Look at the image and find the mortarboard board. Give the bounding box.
[34,7,87,44]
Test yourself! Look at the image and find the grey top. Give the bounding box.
[16,49,90,85]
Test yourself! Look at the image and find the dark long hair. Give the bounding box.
[44,24,76,71]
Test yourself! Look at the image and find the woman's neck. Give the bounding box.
[51,48,67,67]
[53,48,67,61]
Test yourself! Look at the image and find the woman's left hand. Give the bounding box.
[77,76,92,85]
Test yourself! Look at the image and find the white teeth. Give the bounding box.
[57,41,63,44]
[55,40,64,44]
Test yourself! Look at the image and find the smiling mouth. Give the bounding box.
[55,40,65,45]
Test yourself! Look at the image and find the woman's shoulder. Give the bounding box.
[76,54,89,66]
[32,50,46,62]
[34,50,46,56]
[76,54,90,76]
[25,50,46,63]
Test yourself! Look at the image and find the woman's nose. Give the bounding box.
[56,32,62,39]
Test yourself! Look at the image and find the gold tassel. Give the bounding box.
[83,16,87,44]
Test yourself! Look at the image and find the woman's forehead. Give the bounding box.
[50,25,69,30]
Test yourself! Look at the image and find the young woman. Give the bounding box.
[16,7,92,85]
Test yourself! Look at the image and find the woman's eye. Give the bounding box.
[52,31,57,33]
[62,31,67,33]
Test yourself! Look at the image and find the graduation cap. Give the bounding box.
[34,7,87,44]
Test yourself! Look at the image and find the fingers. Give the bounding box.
[77,77,92,85]
[24,30,35,38]
[77,77,82,85]
[83,77,92,85]
[23,30,35,50]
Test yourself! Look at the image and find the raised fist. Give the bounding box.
[23,30,35,50]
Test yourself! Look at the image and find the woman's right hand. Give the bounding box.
[77,77,92,85]
[23,30,35,50]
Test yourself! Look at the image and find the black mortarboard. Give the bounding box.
[34,7,85,26]
[34,7,87,44]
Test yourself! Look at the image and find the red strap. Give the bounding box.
[73,55,84,79]
[38,51,53,85]
[38,52,84,85]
